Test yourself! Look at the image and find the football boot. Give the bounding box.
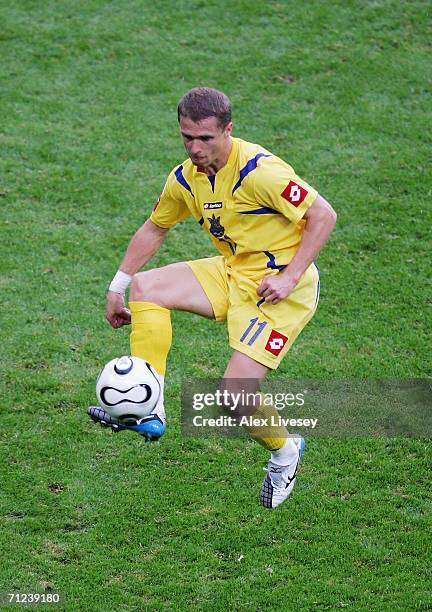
[87,406,166,441]
[260,437,305,509]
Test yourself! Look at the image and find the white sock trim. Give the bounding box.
[270,438,298,466]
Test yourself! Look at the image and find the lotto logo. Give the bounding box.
[153,196,161,211]
[203,202,223,210]
[265,330,288,356]
[281,181,308,207]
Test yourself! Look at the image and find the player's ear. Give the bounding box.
[224,121,233,136]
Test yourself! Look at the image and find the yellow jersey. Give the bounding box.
[150,137,317,275]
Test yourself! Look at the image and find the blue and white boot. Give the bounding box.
[87,406,166,441]
[88,375,167,442]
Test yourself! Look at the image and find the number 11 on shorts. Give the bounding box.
[239,317,268,346]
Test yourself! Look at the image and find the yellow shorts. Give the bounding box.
[186,256,320,369]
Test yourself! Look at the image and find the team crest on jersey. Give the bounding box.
[281,181,308,207]
[208,214,225,238]
[204,202,223,210]
[207,214,236,254]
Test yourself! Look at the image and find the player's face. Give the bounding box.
[179,115,233,172]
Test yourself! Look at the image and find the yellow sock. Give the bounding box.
[244,399,287,452]
[129,302,172,375]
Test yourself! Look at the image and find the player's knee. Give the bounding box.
[130,269,162,303]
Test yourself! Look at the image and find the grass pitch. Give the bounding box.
[1,1,431,610]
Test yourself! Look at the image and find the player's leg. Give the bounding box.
[222,351,304,508]
[129,257,227,372]
[129,259,227,437]
[129,262,214,435]
[129,261,215,374]
[224,351,298,465]
[130,262,216,315]
[89,257,229,439]
[225,264,319,507]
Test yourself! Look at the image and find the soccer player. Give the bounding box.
[88,87,337,509]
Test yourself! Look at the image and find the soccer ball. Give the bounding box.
[96,356,160,424]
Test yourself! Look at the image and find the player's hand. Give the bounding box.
[257,272,299,305]
[106,291,131,328]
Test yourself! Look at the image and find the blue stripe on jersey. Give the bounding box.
[198,217,204,225]
[239,206,280,215]
[174,165,194,196]
[232,153,272,194]
[264,251,286,272]
[208,175,216,192]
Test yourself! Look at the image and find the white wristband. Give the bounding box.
[109,270,132,294]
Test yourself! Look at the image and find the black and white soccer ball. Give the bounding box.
[96,356,160,424]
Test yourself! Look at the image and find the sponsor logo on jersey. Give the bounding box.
[204,202,223,210]
[281,181,308,207]
[265,330,288,356]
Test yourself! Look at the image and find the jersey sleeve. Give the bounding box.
[150,170,191,228]
[254,156,318,225]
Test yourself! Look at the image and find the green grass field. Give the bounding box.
[1,0,431,610]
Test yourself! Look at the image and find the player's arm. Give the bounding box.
[106,171,192,328]
[257,194,337,304]
[118,219,169,277]
[106,219,169,328]
[284,193,336,280]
